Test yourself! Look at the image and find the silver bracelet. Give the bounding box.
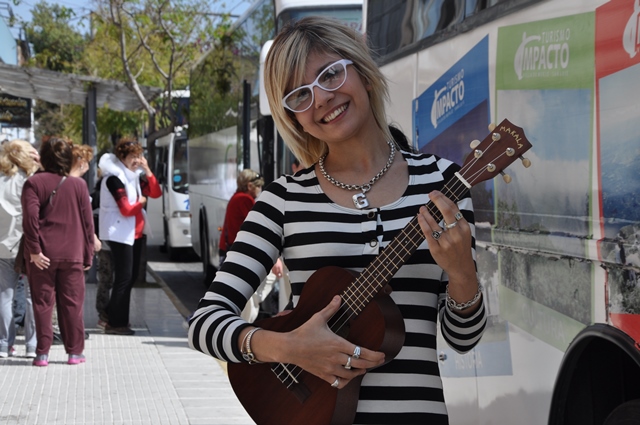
[446,284,483,311]
[241,327,263,364]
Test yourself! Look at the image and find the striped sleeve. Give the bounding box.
[187,180,286,362]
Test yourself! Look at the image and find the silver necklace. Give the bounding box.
[318,140,396,210]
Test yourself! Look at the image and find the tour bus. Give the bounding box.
[363,0,640,423]
[154,129,191,261]
[188,0,362,282]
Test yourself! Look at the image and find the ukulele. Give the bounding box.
[228,119,532,425]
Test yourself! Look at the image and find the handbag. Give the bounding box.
[14,176,67,274]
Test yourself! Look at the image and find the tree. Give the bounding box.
[89,0,227,146]
[22,2,87,142]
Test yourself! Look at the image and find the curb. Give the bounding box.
[146,264,192,319]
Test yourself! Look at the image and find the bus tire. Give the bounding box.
[604,399,640,425]
[168,245,181,262]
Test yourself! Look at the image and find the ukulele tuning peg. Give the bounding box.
[520,157,532,168]
[500,171,512,184]
[488,123,496,132]
[470,139,481,149]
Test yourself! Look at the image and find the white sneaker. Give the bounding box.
[26,348,37,358]
[0,346,15,358]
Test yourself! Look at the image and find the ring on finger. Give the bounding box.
[431,230,442,240]
[331,377,340,388]
[353,346,361,360]
[443,221,458,230]
[344,355,352,370]
[454,211,463,221]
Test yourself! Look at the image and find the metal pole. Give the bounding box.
[242,80,251,169]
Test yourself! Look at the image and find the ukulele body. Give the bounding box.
[228,265,405,425]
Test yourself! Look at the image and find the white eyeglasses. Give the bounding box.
[282,59,354,113]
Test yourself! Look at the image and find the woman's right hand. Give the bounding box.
[253,296,386,389]
[138,196,147,206]
[30,252,50,270]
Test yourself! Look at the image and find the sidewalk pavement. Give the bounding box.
[0,271,255,425]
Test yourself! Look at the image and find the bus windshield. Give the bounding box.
[277,6,362,32]
[172,137,189,194]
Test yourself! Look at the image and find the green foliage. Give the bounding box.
[87,0,227,138]
[24,2,87,73]
[19,0,233,146]
[189,1,276,140]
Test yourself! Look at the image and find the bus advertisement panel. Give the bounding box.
[367,0,640,423]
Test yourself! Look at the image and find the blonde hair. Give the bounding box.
[264,16,392,167]
[71,144,94,167]
[0,139,40,177]
[237,169,263,193]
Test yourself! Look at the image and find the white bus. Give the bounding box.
[154,128,192,261]
[365,0,640,423]
[188,0,362,283]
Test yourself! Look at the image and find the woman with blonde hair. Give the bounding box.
[69,144,94,177]
[0,139,40,359]
[189,17,486,424]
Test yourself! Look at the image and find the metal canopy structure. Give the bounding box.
[0,62,162,111]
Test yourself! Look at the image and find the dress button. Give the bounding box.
[369,239,377,247]
[367,211,375,219]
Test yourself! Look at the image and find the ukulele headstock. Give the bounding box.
[462,119,532,186]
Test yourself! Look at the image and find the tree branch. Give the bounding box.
[110,0,156,116]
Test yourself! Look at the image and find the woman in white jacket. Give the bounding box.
[98,138,161,335]
[0,139,40,358]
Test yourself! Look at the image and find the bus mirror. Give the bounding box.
[259,40,274,116]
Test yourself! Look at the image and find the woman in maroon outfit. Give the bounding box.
[21,137,94,366]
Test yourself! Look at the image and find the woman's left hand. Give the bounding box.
[416,191,475,279]
[30,252,51,270]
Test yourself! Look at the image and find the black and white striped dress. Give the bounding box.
[188,151,487,424]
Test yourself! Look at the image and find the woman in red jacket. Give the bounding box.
[219,169,265,262]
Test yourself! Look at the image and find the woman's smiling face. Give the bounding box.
[291,51,373,145]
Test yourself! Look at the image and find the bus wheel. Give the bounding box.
[604,399,640,425]
[168,246,181,262]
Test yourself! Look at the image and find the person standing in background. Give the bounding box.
[22,137,94,366]
[98,138,161,336]
[0,139,40,359]
[218,169,283,322]
[90,172,113,330]
[69,143,102,254]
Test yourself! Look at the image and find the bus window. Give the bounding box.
[172,137,189,194]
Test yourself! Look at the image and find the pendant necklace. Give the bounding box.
[318,140,396,210]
